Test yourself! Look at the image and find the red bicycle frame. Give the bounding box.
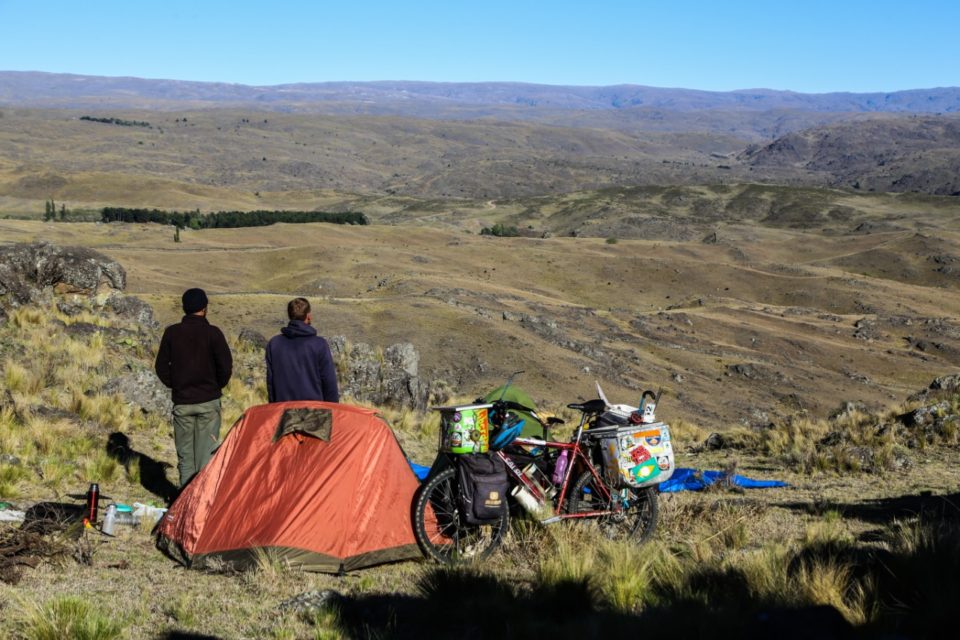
[497,419,618,524]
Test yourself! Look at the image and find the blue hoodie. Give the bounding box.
[266,320,340,403]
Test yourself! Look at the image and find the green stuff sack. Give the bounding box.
[482,385,542,438]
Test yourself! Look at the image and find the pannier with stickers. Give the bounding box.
[590,388,675,489]
[596,421,674,489]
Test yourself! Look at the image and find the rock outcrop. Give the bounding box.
[0,242,126,305]
[329,336,445,410]
[103,366,173,416]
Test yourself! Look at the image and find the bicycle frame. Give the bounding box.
[500,412,618,524]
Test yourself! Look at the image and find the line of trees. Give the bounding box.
[43,199,68,221]
[80,115,152,128]
[100,207,368,228]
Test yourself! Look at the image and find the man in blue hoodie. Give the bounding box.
[266,297,340,403]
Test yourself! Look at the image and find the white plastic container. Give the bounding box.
[102,504,117,535]
[510,484,543,514]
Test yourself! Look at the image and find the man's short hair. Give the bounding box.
[288,297,311,321]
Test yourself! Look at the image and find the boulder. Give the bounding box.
[56,299,86,317]
[102,367,173,415]
[279,590,342,615]
[106,294,158,330]
[237,327,268,351]
[704,432,726,450]
[0,242,126,305]
[930,374,960,393]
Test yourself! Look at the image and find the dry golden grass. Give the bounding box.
[2,215,959,433]
[0,197,958,635]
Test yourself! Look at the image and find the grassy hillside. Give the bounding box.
[0,109,744,208]
[3,109,959,222]
[2,209,958,428]
[743,115,960,195]
[1,285,958,638]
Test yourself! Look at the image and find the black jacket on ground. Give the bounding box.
[266,320,340,403]
[155,315,233,406]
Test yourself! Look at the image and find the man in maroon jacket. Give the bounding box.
[155,288,233,487]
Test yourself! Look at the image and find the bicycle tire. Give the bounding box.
[566,470,658,543]
[413,467,509,563]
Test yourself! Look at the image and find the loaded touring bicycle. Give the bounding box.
[413,378,674,563]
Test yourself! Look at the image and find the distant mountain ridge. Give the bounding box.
[2,71,959,114]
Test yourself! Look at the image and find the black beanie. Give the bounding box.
[182,288,208,314]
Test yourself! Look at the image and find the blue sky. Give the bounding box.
[0,0,957,92]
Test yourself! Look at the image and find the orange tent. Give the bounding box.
[156,401,423,572]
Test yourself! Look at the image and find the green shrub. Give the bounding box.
[18,595,126,640]
[480,223,519,237]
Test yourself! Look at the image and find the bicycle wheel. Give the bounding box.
[413,467,509,563]
[566,470,658,543]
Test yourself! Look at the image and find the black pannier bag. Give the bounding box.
[457,453,508,524]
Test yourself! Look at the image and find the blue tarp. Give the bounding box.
[658,468,788,493]
[408,461,787,492]
[410,461,431,481]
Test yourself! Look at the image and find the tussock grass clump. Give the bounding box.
[879,518,960,631]
[711,394,960,475]
[83,450,121,484]
[0,407,25,452]
[162,593,199,628]
[222,376,266,427]
[0,463,30,498]
[660,496,767,562]
[253,546,291,575]
[9,307,47,329]
[668,418,709,449]
[4,360,46,396]
[796,557,873,625]
[309,610,344,640]
[803,510,855,548]
[536,527,596,586]
[594,540,681,612]
[68,390,128,430]
[17,595,126,640]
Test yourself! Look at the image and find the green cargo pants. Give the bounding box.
[172,398,222,487]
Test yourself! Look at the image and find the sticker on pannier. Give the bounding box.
[438,404,492,454]
[600,423,674,489]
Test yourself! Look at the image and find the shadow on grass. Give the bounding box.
[330,567,856,640]
[776,490,960,525]
[777,491,960,637]
[333,508,960,639]
[106,432,178,505]
[21,502,86,536]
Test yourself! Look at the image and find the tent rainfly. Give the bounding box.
[156,401,423,573]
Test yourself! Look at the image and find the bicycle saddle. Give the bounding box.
[566,399,606,415]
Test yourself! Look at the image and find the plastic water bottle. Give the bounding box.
[102,504,117,535]
[551,450,569,485]
[642,404,656,424]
